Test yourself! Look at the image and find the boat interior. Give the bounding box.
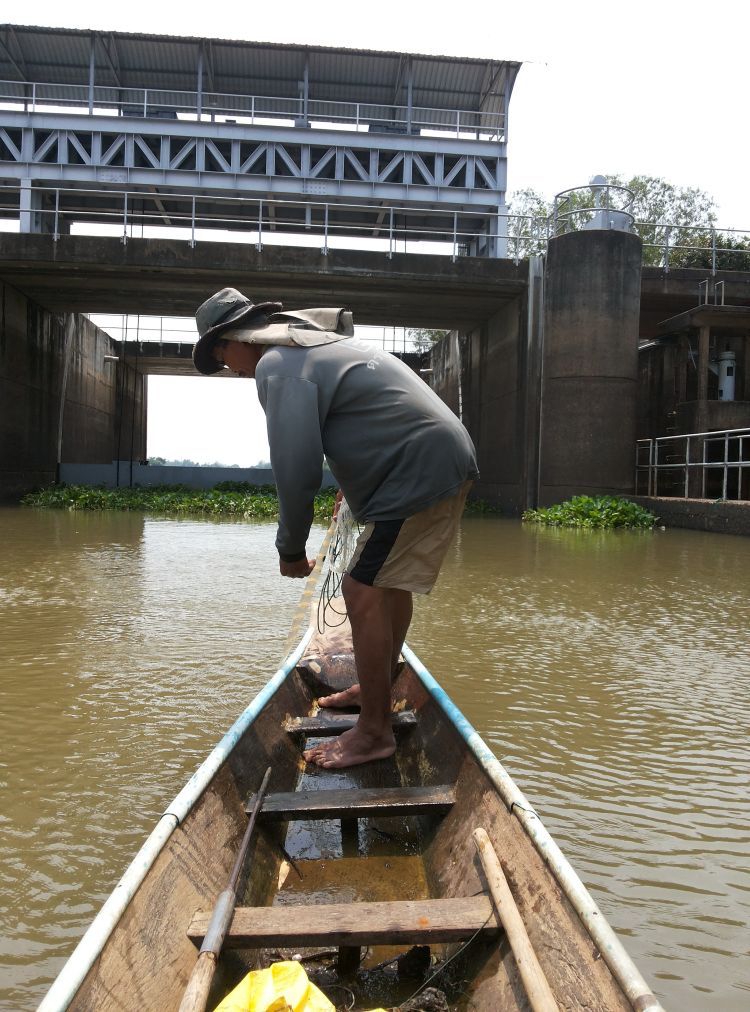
[71,610,634,1011]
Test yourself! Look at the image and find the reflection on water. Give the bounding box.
[410,519,750,1012]
[1,508,749,1010]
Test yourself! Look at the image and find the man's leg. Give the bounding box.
[317,586,412,709]
[304,575,411,768]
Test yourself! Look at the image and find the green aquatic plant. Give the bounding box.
[522,495,657,530]
[21,484,338,522]
[23,483,499,522]
[463,497,501,515]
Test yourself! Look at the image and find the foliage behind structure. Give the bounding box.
[508,175,750,270]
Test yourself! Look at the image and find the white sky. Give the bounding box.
[12,1,750,465]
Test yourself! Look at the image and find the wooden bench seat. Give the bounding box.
[246,784,455,820]
[285,710,417,737]
[188,896,499,948]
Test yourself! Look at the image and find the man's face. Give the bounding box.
[212,340,263,378]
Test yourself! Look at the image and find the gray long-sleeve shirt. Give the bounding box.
[255,337,479,560]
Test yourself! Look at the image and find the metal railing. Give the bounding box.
[549,181,750,273]
[634,222,750,273]
[636,427,750,500]
[0,78,505,140]
[4,181,749,270]
[551,182,635,235]
[6,183,543,261]
[88,314,432,354]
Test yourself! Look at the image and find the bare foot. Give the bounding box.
[318,684,361,709]
[304,726,396,768]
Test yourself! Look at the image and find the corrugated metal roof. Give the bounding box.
[0,24,521,117]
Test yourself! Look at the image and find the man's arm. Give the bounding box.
[257,374,324,568]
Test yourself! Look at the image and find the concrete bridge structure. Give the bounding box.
[4,224,750,507]
[2,25,750,507]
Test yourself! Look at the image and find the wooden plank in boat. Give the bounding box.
[285,710,417,736]
[188,896,500,948]
[247,784,456,820]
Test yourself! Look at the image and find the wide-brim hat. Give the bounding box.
[193,287,282,375]
[224,308,355,348]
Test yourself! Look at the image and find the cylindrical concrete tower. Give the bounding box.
[537,229,642,506]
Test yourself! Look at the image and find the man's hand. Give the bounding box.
[333,489,344,520]
[279,557,315,578]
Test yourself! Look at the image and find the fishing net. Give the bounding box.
[317,497,361,630]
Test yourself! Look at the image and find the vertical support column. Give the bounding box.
[18,180,57,234]
[697,325,710,402]
[744,333,750,401]
[406,58,413,133]
[523,255,545,509]
[196,46,204,119]
[486,208,507,259]
[56,316,76,481]
[677,332,689,404]
[19,178,33,233]
[302,55,309,125]
[537,229,643,506]
[88,34,96,114]
[696,324,711,435]
[689,324,711,498]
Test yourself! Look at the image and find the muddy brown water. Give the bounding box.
[1,507,749,1010]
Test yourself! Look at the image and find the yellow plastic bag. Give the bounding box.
[212,960,334,1012]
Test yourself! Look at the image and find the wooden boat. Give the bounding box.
[40,588,665,1012]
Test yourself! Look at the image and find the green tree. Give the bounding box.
[506,188,550,261]
[408,328,450,352]
[612,175,717,267]
[510,175,731,268]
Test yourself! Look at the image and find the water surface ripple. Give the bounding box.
[1,509,749,1010]
[410,519,750,1011]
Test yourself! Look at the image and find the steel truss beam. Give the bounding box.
[0,111,506,209]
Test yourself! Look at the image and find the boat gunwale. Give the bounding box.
[39,627,665,1012]
[37,628,314,1012]
[401,642,666,1012]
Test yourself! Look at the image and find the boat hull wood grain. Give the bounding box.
[41,604,664,1012]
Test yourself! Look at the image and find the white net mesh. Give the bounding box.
[328,498,359,574]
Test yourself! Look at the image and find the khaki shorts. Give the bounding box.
[346,481,472,594]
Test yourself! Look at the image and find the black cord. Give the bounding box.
[396,911,493,1009]
[316,511,362,632]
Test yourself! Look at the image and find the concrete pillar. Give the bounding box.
[487,207,508,259]
[697,325,710,403]
[19,179,33,233]
[537,228,642,506]
[677,333,689,405]
[18,179,63,234]
[693,323,711,444]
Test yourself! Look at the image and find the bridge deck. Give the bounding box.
[0,233,526,330]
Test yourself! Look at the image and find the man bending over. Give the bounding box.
[193,289,478,769]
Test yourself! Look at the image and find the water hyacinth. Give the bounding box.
[21,484,338,521]
[522,495,657,530]
[22,483,500,520]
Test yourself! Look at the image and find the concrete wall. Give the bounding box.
[638,336,750,441]
[58,463,338,490]
[431,289,531,514]
[628,495,750,536]
[638,342,681,439]
[0,282,146,500]
[676,399,750,434]
[538,230,642,505]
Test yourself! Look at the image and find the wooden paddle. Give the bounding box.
[473,827,559,1012]
[179,767,273,1012]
